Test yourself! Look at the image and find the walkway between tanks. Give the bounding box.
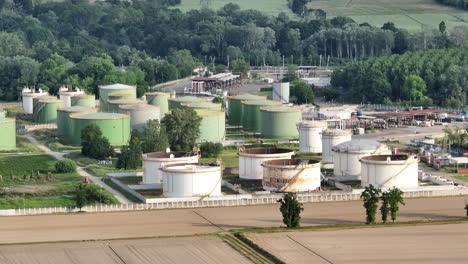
[25,134,133,204]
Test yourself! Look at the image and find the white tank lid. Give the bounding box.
[333,139,387,153]
[298,120,327,128]
[323,129,353,136]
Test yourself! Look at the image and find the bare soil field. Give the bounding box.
[248,223,468,263]
[0,236,252,264]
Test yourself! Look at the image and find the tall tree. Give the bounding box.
[277,192,304,228]
[361,185,381,224]
[81,124,114,160]
[142,119,169,153]
[161,107,202,151]
[388,187,405,222]
[117,129,142,169]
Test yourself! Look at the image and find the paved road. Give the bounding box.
[0,196,466,244]
[25,134,132,204]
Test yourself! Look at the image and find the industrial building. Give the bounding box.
[227,93,266,126]
[0,117,16,151]
[238,148,294,180]
[262,159,321,192]
[195,109,225,142]
[57,106,97,142]
[69,112,130,146]
[272,82,290,103]
[71,94,96,108]
[168,96,208,110]
[22,89,48,114]
[241,99,281,132]
[321,129,353,168]
[191,72,241,93]
[98,84,137,112]
[145,92,170,115]
[142,151,199,185]
[260,105,302,139]
[33,97,63,124]
[298,121,328,153]
[119,104,160,133]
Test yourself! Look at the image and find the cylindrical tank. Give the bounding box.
[119,104,160,133]
[272,82,290,103]
[241,99,281,132]
[98,84,137,112]
[107,98,146,113]
[22,91,48,114]
[298,121,328,153]
[33,98,63,124]
[168,96,208,110]
[332,140,390,181]
[69,112,130,146]
[0,110,5,118]
[141,152,199,185]
[227,94,266,126]
[360,155,419,189]
[161,163,223,198]
[195,109,225,142]
[59,89,85,108]
[321,129,353,168]
[107,93,134,102]
[260,105,302,139]
[146,92,170,115]
[0,117,16,151]
[32,95,55,119]
[262,159,321,192]
[238,148,294,180]
[57,106,97,142]
[71,94,96,108]
[184,101,222,111]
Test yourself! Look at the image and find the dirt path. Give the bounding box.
[25,134,132,204]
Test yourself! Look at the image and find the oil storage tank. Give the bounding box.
[59,88,85,108]
[98,84,136,112]
[69,112,130,146]
[71,94,96,108]
[321,129,353,168]
[119,104,160,133]
[262,159,321,192]
[239,148,294,180]
[272,82,290,103]
[195,109,225,142]
[142,151,199,185]
[32,95,55,118]
[360,154,419,189]
[168,96,208,110]
[0,117,16,151]
[161,163,223,198]
[33,98,63,124]
[146,92,170,115]
[107,98,146,113]
[227,94,266,126]
[107,93,133,101]
[332,140,390,181]
[184,101,222,111]
[260,105,302,139]
[298,121,328,153]
[57,106,97,142]
[22,90,48,114]
[242,99,281,132]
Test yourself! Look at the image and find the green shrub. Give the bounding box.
[85,184,119,204]
[200,142,223,158]
[55,159,77,173]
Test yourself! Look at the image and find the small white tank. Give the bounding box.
[262,159,321,192]
[321,129,353,168]
[272,82,290,103]
[59,89,85,108]
[119,104,160,133]
[360,154,419,189]
[298,121,328,153]
[238,148,294,180]
[161,163,223,197]
[22,90,48,114]
[141,152,199,185]
[332,140,390,181]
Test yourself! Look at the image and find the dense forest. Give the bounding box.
[0,0,467,102]
[436,0,468,10]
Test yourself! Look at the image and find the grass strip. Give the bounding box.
[102,178,142,203]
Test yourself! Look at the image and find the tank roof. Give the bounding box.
[184,101,221,108]
[119,103,159,110]
[22,92,48,97]
[361,154,410,162]
[160,163,222,173]
[195,109,224,116]
[0,117,15,124]
[242,99,282,106]
[230,93,265,100]
[143,151,197,159]
[73,94,95,98]
[99,83,135,90]
[169,96,208,103]
[107,98,146,105]
[39,98,63,103]
[239,148,294,155]
[333,139,385,152]
[260,105,301,113]
[322,129,353,136]
[145,91,170,96]
[71,112,129,120]
[108,93,132,97]
[58,106,95,112]
[263,159,320,167]
[59,90,84,95]
[298,120,327,128]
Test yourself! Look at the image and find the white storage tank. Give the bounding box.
[161,163,223,198]
[59,88,85,108]
[22,90,48,114]
[360,154,419,189]
[141,152,199,185]
[321,129,353,168]
[238,148,294,180]
[332,140,390,181]
[272,82,290,103]
[119,104,160,133]
[262,159,321,192]
[298,121,328,153]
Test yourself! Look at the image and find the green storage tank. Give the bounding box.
[69,112,130,146]
[32,95,55,120]
[71,94,96,108]
[241,99,281,132]
[195,109,225,143]
[146,92,170,115]
[57,106,97,143]
[260,105,302,139]
[33,98,63,124]
[98,84,136,112]
[184,101,222,111]
[108,93,133,101]
[168,96,208,110]
[107,98,146,113]
[228,94,266,126]
[0,117,16,151]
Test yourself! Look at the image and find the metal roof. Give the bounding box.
[333,139,387,152]
[99,83,135,90]
[119,104,159,110]
[260,105,301,113]
[71,112,129,120]
[185,102,221,108]
[242,99,282,106]
[58,106,95,112]
[169,96,208,103]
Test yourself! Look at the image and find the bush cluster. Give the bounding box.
[55,159,77,173]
